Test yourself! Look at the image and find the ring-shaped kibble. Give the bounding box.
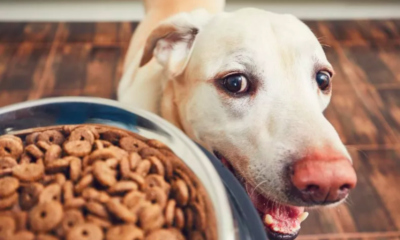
[101,129,128,145]
[0,135,23,145]
[66,223,103,240]
[64,140,92,157]
[145,186,167,208]
[85,201,109,219]
[69,127,95,144]
[0,138,23,159]
[0,157,17,170]
[37,130,65,146]
[25,132,40,145]
[20,183,44,211]
[59,209,85,236]
[29,201,63,232]
[13,163,44,182]
[119,137,148,152]
[139,204,164,232]
[149,157,165,177]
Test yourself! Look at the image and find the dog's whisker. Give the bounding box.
[251,180,269,197]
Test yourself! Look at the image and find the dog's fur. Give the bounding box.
[118,0,350,207]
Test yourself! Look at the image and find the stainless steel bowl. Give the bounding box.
[0,97,268,240]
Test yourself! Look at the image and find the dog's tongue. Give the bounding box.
[244,182,308,234]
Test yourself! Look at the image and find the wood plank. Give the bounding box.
[84,45,121,98]
[0,43,51,90]
[370,88,400,148]
[325,87,397,145]
[325,21,368,45]
[0,23,57,43]
[0,44,18,82]
[64,23,95,43]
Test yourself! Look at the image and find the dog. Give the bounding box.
[118,0,357,239]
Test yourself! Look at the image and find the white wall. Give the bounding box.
[0,0,400,21]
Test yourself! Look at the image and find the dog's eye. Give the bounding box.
[316,71,331,91]
[221,74,249,94]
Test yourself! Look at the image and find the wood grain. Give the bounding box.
[0,20,400,240]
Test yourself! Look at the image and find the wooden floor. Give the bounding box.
[1,20,400,240]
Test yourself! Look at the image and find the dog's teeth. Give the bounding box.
[298,212,309,223]
[273,226,280,232]
[264,214,274,225]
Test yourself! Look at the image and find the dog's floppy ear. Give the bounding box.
[140,9,211,77]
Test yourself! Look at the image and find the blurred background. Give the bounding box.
[0,0,400,239]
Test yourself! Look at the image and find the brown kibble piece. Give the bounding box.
[64,140,92,157]
[145,228,185,240]
[93,162,116,187]
[108,181,138,194]
[13,163,44,182]
[44,145,62,164]
[145,187,167,208]
[82,188,110,203]
[45,158,70,173]
[69,127,95,144]
[64,197,86,209]
[0,176,19,197]
[192,202,206,231]
[136,159,151,177]
[39,183,61,203]
[55,173,66,186]
[119,137,148,152]
[37,130,65,145]
[29,201,63,232]
[129,152,141,170]
[145,174,169,194]
[174,208,185,230]
[26,132,40,145]
[122,191,146,210]
[69,157,82,182]
[0,215,16,238]
[75,174,94,194]
[106,198,137,223]
[165,199,176,226]
[105,158,119,169]
[87,214,112,228]
[0,157,17,169]
[146,139,169,151]
[20,183,43,210]
[101,129,128,145]
[14,211,28,231]
[25,144,44,159]
[139,204,164,232]
[120,157,130,178]
[126,172,145,190]
[63,181,74,200]
[58,209,85,236]
[66,223,103,240]
[185,208,194,231]
[149,156,165,177]
[171,179,189,206]
[106,224,144,240]
[36,141,51,151]
[0,192,18,209]
[0,137,23,159]
[86,201,109,218]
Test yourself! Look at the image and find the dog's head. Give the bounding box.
[140,8,357,240]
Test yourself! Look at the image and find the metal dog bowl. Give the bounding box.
[0,97,267,240]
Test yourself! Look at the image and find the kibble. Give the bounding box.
[0,125,216,240]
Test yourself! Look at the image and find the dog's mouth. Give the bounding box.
[213,151,308,240]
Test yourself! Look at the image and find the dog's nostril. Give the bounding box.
[304,184,319,192]
[339,184,351,191]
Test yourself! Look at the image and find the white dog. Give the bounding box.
[118,0,357,239]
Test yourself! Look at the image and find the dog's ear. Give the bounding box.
[140,9,211,77]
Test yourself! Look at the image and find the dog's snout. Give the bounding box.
[290,155,357,204]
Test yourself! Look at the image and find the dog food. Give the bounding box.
[0,125,216,240]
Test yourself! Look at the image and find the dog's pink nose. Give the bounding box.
[290,154,357,204]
